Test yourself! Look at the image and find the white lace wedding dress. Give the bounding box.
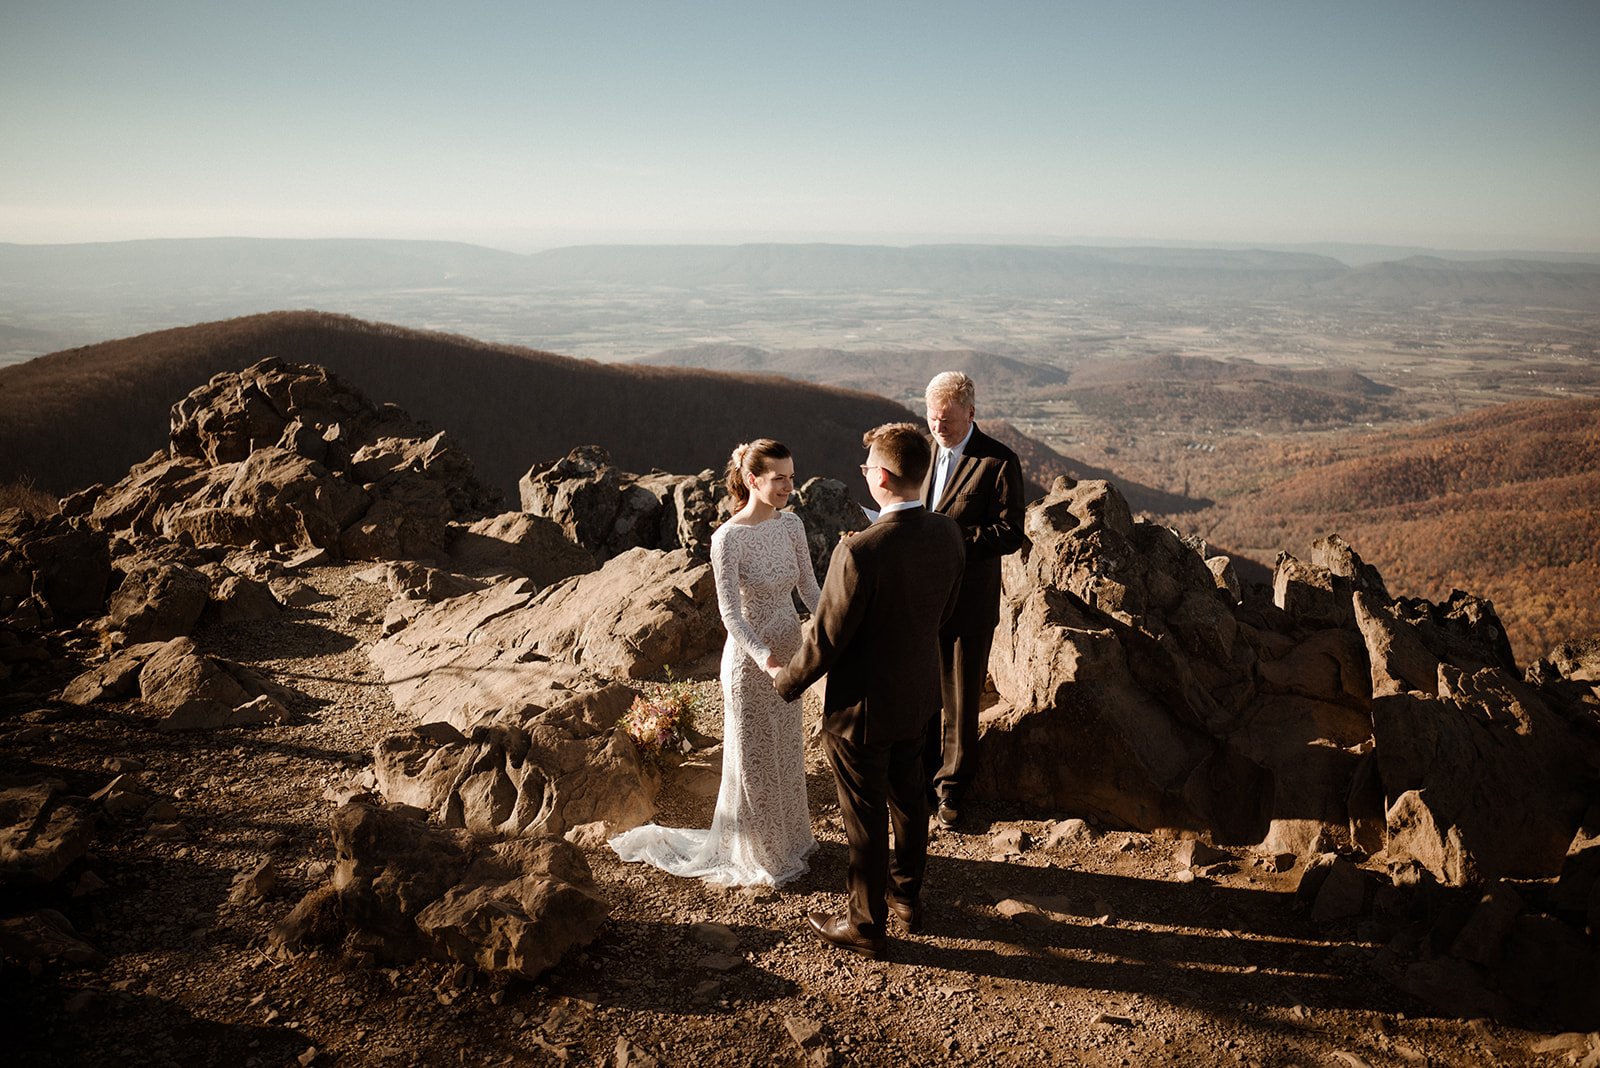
[610,511,821,887]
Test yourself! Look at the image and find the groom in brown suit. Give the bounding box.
[770,422,965,958]
[922,371,1027,832]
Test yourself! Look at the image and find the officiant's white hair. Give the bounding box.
[925,371,976,410]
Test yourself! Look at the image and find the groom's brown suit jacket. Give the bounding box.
[775,506,965,745]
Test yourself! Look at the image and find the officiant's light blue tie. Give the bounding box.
[934,449,951,506]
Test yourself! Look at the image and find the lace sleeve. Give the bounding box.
[790,513,821,614]
[711,527,773,666]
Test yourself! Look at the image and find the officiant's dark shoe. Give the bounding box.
[935,799,961,832]
[808,911,885,959]
[886,896,924,934]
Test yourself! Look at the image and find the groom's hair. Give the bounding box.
[862,422,933,489]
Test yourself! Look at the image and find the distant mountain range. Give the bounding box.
[5,238,1599,350]
[9,237,1596,298]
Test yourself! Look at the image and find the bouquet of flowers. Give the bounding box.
[619,669,701,764]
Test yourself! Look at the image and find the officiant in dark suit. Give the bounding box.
[771,422,965,959]
[921,371,1027,832]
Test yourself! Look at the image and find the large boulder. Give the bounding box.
[271,800,608,978]
[60,641,168,705]
[512,548,720,679]
[517,446,728,562]
[105,561,211,643]
[1370,663,1591,884]
[789,477,870,582]
[371,548,721,730]
[982,479,1295,843]
[0,779,96,888]
[414,836,612,979]
[15,518,114,624]
[446,512,595,586]
[88,359,500,561]
[137,637,297,731]
[372,687,657,840]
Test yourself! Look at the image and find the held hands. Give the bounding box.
[764,653,784,683]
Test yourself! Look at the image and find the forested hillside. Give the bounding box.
[0,312,915,500]
[1182,397,1600,659]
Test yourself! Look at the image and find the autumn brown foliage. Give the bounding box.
[1184,397,1600,661]
[0,311,915,501]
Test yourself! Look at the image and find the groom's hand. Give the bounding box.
[764,654,784,682]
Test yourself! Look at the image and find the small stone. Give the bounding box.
[990,827,1031,854]
[229,859,277,904]
[614,1036,659,1068]
[73,871,108,898]
[689,922,738,952]
[145,800,180,822]
[697,952,742,972]
[1173,869,1197,884]
[1173,839,1232,869]
[1092,1013,1134,1028]
[784,1016,824,1048]
[1043,818,1095,849]
[296,1048,318,1067]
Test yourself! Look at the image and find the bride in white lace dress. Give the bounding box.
[609,439,821,887]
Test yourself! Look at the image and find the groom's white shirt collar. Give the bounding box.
[877,500,922,517]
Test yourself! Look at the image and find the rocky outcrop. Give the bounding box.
[980,477,1598,886]
[271,800,609,979]
[0,779,96,888]
[789,477,869,582]
[1,512,113,663]
[518,445,728,563]
[372,685,656,840]
[77,358,500,560]
[371,548,720,730]
[446,512,595,586]
[109,636,302,731]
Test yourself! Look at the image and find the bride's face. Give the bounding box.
[748,457,795,510]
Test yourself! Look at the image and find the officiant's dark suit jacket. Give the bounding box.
[775,506,965,743]
[921,424,1028,634]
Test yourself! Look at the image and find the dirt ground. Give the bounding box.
[3,562,1592,1067]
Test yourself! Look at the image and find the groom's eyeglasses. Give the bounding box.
[859,463,898,478]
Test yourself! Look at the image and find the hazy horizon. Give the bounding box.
[4,2,1598,254]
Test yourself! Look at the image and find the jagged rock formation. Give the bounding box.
[271,800,609,980]
[519,445,726,564]
[67,358,501,560]
[372,687,657,839]
[981,477,1599,887]
[370,548,720,730]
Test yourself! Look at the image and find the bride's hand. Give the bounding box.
[764,654,784,679]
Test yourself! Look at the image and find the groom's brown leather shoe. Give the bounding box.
[807,911,885,959]
[886,896,924,934]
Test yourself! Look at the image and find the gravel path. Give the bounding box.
[4,562,1577,1066]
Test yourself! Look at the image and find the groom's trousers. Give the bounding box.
[824,729,929,937]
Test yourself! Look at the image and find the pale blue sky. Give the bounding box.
[2,1,1597,252]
